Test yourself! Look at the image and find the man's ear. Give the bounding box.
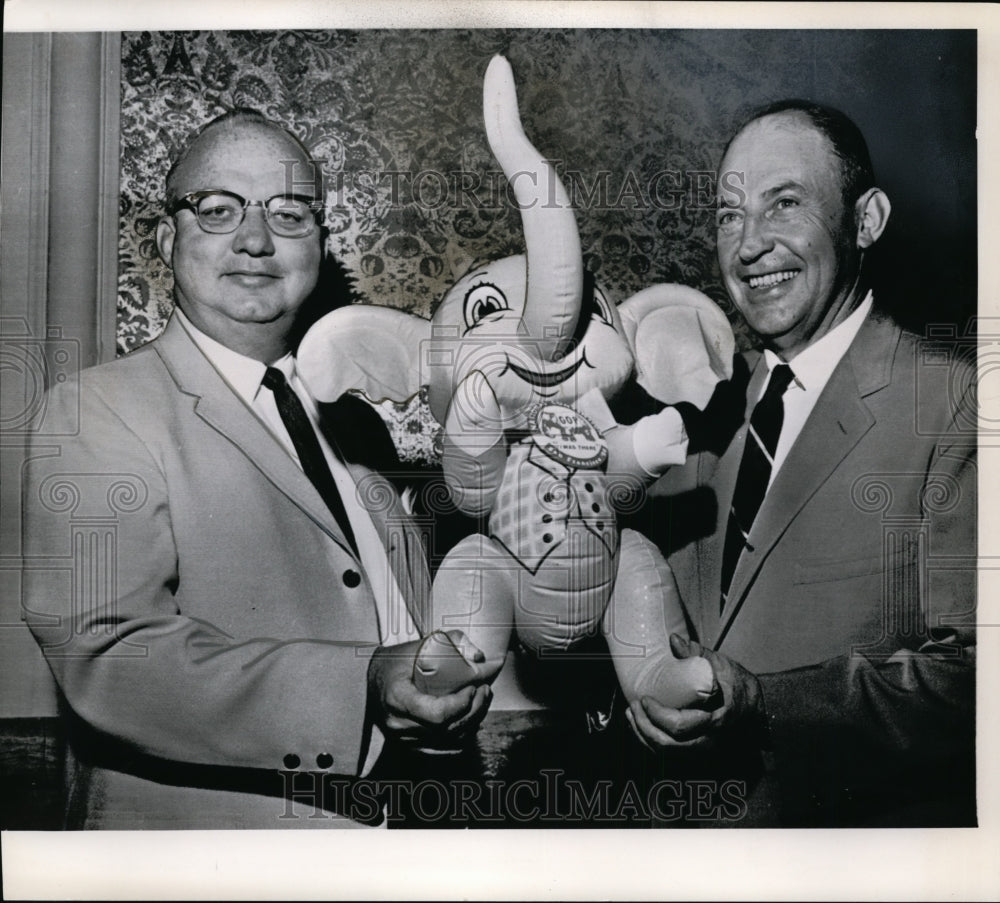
[855,188,891,249]
[155,216,176,265]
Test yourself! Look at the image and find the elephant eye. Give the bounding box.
[592,286,614,326]
[463,283,510,329]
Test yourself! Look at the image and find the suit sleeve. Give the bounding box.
[756,385,977,821]
[23,379,376,775]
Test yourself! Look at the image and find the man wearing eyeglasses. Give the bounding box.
[23,110,493,829]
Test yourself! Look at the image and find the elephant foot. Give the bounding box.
[412,630,485,696]
[627,650,716,709]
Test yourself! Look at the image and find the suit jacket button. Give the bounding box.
[343,569,361,588]
[316,753,334,769]
[283,754,301,769]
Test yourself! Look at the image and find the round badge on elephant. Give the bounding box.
[530,403,607,469]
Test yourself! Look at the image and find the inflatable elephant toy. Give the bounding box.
[299,55,733,708]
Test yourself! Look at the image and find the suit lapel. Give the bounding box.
[344,463,432,635]
[153,316,355,555]
[714,313,901,647]
[697,371,757,647]
[322,392,432,634]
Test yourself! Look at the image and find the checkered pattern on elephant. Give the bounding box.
[489,439,616,574]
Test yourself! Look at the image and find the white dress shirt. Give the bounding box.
[750,291,873,489]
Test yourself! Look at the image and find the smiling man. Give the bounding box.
[715,106,890,358]
[23,110,493,829]
[629,101,977,826]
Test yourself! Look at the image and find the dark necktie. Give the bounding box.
[262,366,359,558]
[720,363,795,610]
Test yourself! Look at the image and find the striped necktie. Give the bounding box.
[720,363,795,610]
[262,366,359,558]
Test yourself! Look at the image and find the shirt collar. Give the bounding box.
[762,290,873,391]
[174,307,294,405]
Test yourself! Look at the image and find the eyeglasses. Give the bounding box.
[168,189,323,238]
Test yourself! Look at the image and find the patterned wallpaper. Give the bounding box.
[118,30,976,459]
[118,30,738,350]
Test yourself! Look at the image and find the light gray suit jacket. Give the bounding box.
[644,310,977,825]
[24,315,432,828]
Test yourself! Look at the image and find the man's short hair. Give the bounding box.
[724,99,876,207]
[164,108,322,207]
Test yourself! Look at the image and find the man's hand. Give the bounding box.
[626,633,766,751]
[368,630,497,748]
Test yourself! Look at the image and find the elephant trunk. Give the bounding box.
[483,55,582,362]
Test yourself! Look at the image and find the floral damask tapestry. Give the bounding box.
[118,29,976,461]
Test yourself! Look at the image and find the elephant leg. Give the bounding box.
[603,529,715,708]
[430,533,516,681]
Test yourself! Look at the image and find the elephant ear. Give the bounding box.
[297,305,431,404]
[618,284,735,410]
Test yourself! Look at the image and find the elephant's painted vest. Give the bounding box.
[490,403,618,642]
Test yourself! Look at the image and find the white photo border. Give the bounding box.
[3,2,999,900]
